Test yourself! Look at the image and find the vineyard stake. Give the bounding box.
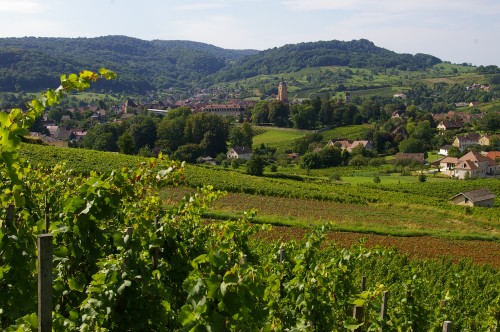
[44,196,50,233]
[6,204,14,228]
[279,249,285,263]
[353,305,364,332]
[361,276,366,291]
[443,320,452,332]
[152,216,160,269]
[379,291,389,332]
[38,234,53,332]
[124,227,133,268]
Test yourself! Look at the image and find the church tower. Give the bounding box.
[277,78,288,103]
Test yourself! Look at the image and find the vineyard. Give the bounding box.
[2,72,499,330]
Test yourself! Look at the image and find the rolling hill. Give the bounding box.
[0,35,444,94]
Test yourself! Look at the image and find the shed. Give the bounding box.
[450,189,496,207]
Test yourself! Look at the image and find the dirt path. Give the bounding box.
[255,226,500,269]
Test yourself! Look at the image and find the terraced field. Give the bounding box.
[255,227,500,269]
[162,187,500,268]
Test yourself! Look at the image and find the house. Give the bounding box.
[450,189,496,207]
[436,156,458,171]
[469,101,480,107]
[227,146,253,160]
[391,110,405,118]
[197,104,245,117]
[437,120,462,131]
[197,156,218,165]
[453,151,498,179]
[71,130,87,141]
[439,145,453,156]
[479,134,500,146]
[347,140,373,153]
[45,125,60,138]
[452,133,481,151]
[393,93,406,99]
[121,98,139,114]
[395,153,425,164]
[327,139,352,150]
[287,153,300,162]
[326,139,373,153]
[486,151,500,163]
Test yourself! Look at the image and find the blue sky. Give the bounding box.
[1,0,499,66]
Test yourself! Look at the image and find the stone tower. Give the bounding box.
[345,91,351,103]
[277,78,288,103]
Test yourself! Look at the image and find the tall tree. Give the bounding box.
[318,95,332,126]
[229,122,254,147]
[251,101,269,124]
[117,132,136,155]
[268,100,289,127]
[246,154,265,176]
[83,123,120,152]
[184,112,229,156]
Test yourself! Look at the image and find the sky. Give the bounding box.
[1,0,499,66]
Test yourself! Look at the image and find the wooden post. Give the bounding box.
[124,227,133,268]
[38,234,53,332]
[44,196,50,233]
[379,291,389,332]
[279,249,285,264]
[6,204,14,228]
[443,321,452,332]
[152,217,159,269]
[353,305,364,332]
[361,276,367,291]
[125,227,133,247]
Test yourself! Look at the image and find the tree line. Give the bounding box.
[0,36,450,94]
[81,108,254,163]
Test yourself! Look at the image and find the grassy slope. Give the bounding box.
[219,63,488,100]
[21,137,500,242]
[252,126,308,149]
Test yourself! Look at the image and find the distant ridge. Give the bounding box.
[0,36,441,93]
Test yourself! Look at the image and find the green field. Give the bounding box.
[252,126,308,149]
[19,143,500,243]
[320,124,372,141]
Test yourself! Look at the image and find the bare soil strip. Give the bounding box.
[255,226,500,269]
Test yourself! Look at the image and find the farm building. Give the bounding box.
[450,189,496,207]
[227,146,253,160]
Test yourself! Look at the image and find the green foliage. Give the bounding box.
[184,112,230,157]
[2,71,500,330]
[229,122,254,148]
[246,154,265,176]
[0,37,247,93]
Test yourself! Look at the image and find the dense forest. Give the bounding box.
[0,36,257,93]
[0,36,442,93]
[208,39,442,82]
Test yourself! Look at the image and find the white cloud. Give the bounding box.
[168,15,259,49]
[283,0,500,15]
[175,2,226,11]
[0,0,44,13]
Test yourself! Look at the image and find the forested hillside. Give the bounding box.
[208,39,442,82]
[0,36,442,93]
[0,36,257,93]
